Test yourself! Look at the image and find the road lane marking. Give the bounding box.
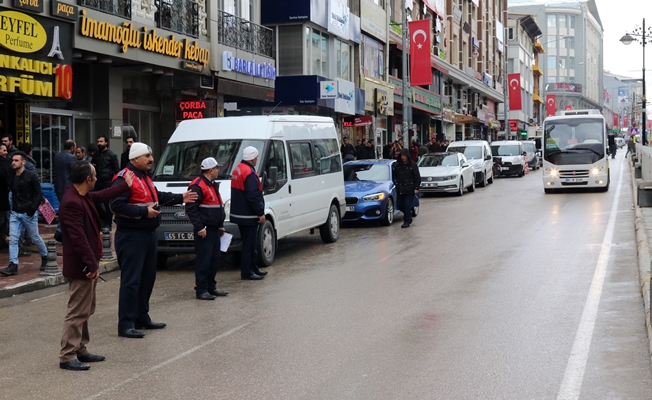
[557,163,624,400]
[30,291,66,302]
[85,323,249,400]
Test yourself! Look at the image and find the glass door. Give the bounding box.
[31,113,72,183]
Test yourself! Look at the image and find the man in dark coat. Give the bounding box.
[230,146,267,280]
[356,138,368,160]
[53,140,77,242]
[0,144,9,248]
[367,139,377,159]
[120,135,136,170]
[58,161,134,371]
[92,136,120,230]
[340,137,356,162]
[392,149,421,228]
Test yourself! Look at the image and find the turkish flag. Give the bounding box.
[546,94,556,117]
[409,19,432,86]
[624,115,629,127]
[508,73,522,111]
[565,104,573,111]
[614,114,619,127]
[648,120,652,130]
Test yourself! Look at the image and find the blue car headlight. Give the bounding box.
[362,192,386,202]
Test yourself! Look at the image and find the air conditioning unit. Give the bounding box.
[528,118,535,124]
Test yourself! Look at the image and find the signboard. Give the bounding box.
[175,100,213,121]
[545,83,583,93]
[0,9,73,100]
[335,78,355,115]
[222,51,276,80]
[328,0,350,40]
[363,76,394,115]
[51,0,77,21]
[509,120,519,132]
[13,0,43,13]
[343,116,372,127]
[320,80,337,99]
[360,0,386,42]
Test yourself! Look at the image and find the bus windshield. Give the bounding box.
[543,118,605,165]
[153,140,266,181]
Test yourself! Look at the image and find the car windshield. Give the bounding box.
[417,154,459,167]
[523,143,536,153]
[343,164,390,182]
[153,139,266,181]
[447,145,482,159]
[491,145,521,156]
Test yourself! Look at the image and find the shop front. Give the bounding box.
[362,76,393,148]
[390,76,440,145]
[0,5,76,183]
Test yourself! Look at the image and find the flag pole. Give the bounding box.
[402,3,411,146]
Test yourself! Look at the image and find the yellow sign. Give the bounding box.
[80,10,209,67]
[0,11,47,53]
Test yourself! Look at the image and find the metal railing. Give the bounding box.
[218,10,273,57]
[155,0,199,38]
[78,0,131,19]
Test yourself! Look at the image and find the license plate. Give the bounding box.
[165,232,194,241]
[565,178,584,182]
[346,206,355,212]
[501,166,510,171]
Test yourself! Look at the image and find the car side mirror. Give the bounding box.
[461,162,470,168]
[485,154,492,161]
[266,166,278,189]
[522,151,527,157]
[536,151,542,157]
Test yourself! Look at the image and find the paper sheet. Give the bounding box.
[220,233,233,252]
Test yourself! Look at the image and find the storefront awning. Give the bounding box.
[455,115,481,125]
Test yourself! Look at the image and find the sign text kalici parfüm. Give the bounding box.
[79,10,209,68]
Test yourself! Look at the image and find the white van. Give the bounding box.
[445,140,494,186]
[490,140,526,177]
[152,116,346,267]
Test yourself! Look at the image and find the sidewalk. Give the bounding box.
[0,223,118,298]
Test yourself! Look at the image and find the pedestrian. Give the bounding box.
[75,146,86,161]
[0,151,48,276]
[109,142,196,338]
[120,135,136,170]
[340,137,356,162]
[0,144,9,249]
[608,133,617,159]
[231,146,268,280]
[382,141,393,159]
[419,142,429,157]
[86,143,98,162]
[356,138,368,160]
[366,139,376,159]
[1,134,18,157]
[392,149,420,228]
[410,141,419,162]
[18,143,36,173]
[58,161,135,371]
[53,140,77,242]
[92,136,120,230]
[185,157,229,300]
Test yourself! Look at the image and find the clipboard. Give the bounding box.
[220,233,233,252]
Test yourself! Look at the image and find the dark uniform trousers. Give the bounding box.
[194,226,221,294]
[115,229,157,331]
[396,194,414,225]
[238,224,260,278]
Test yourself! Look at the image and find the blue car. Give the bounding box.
[342,159,419,226]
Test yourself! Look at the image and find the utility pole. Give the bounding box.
[503,7,510,140]
[402,2,410,146]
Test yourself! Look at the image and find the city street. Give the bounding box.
[1,152,651,399]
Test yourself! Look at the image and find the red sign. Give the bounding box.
[565,104,573,111]
[546,94,556,117]
[624,115,629,128]
[509,120,519,131]
[175,100,213,121]
[648,120,652,130]
[409,19,432,86]
[614,114,619,127]
[343,116,372,127]
[508,73,522,111]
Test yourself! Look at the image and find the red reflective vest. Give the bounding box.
[231,162,262,192]
[189,176,223,207]
[111,168,158,219]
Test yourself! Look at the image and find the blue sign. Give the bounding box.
[261,0,311,24]
[222,51,276,80]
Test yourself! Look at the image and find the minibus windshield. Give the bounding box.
[153,139,266,181]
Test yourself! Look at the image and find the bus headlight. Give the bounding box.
[591,166,603,176]
[546,168,559,177]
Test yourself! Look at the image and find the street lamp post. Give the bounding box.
[620,19,649,145]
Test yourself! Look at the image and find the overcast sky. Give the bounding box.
[508,0,649,79]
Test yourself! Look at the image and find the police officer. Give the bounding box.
[230,146,267,280]
[110,143,197,338]
[186,157,229,300]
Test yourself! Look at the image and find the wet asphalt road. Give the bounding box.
[1,152,651,399]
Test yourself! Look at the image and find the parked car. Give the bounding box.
[342,159,419,226]
[445,140,494,187]
[417,152,475,196]
[615,137,626,148]
[522,140,540,170]
[490,140,526,177]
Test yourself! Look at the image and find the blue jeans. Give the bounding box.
[396,193,415,225]
[9,211,47,264]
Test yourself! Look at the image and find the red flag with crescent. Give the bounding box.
[409,19,432,86]
[613,114,619,127]
[546,94,556,117]
[508,73,522,111]
[624,115,629,128]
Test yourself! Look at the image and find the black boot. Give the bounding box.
[40,256,48,271]
[0,263,18,276]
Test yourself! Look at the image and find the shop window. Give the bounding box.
[278,26,303,76]
[362,35,384,79]
[123,109,160,156]
[31,114,72,184]
[307,29,330,77]
[156,0,199,38]
[336,40,351,81]
[547,56,557,69]
[79,0,131,19]
[547,15,556,28]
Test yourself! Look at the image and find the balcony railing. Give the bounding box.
[78,0,131,19]
[155,0,199,38]
[218,10,273,58]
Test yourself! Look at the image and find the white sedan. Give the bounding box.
[417,152,475,196]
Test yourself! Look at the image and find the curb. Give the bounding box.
[0,259,119,299]
[629,155,652,358]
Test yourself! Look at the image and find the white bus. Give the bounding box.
[152,116,346,267]
[542,109,609,193]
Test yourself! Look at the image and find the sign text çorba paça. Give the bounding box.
[80,10,209,68]
[0,10,72,99]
